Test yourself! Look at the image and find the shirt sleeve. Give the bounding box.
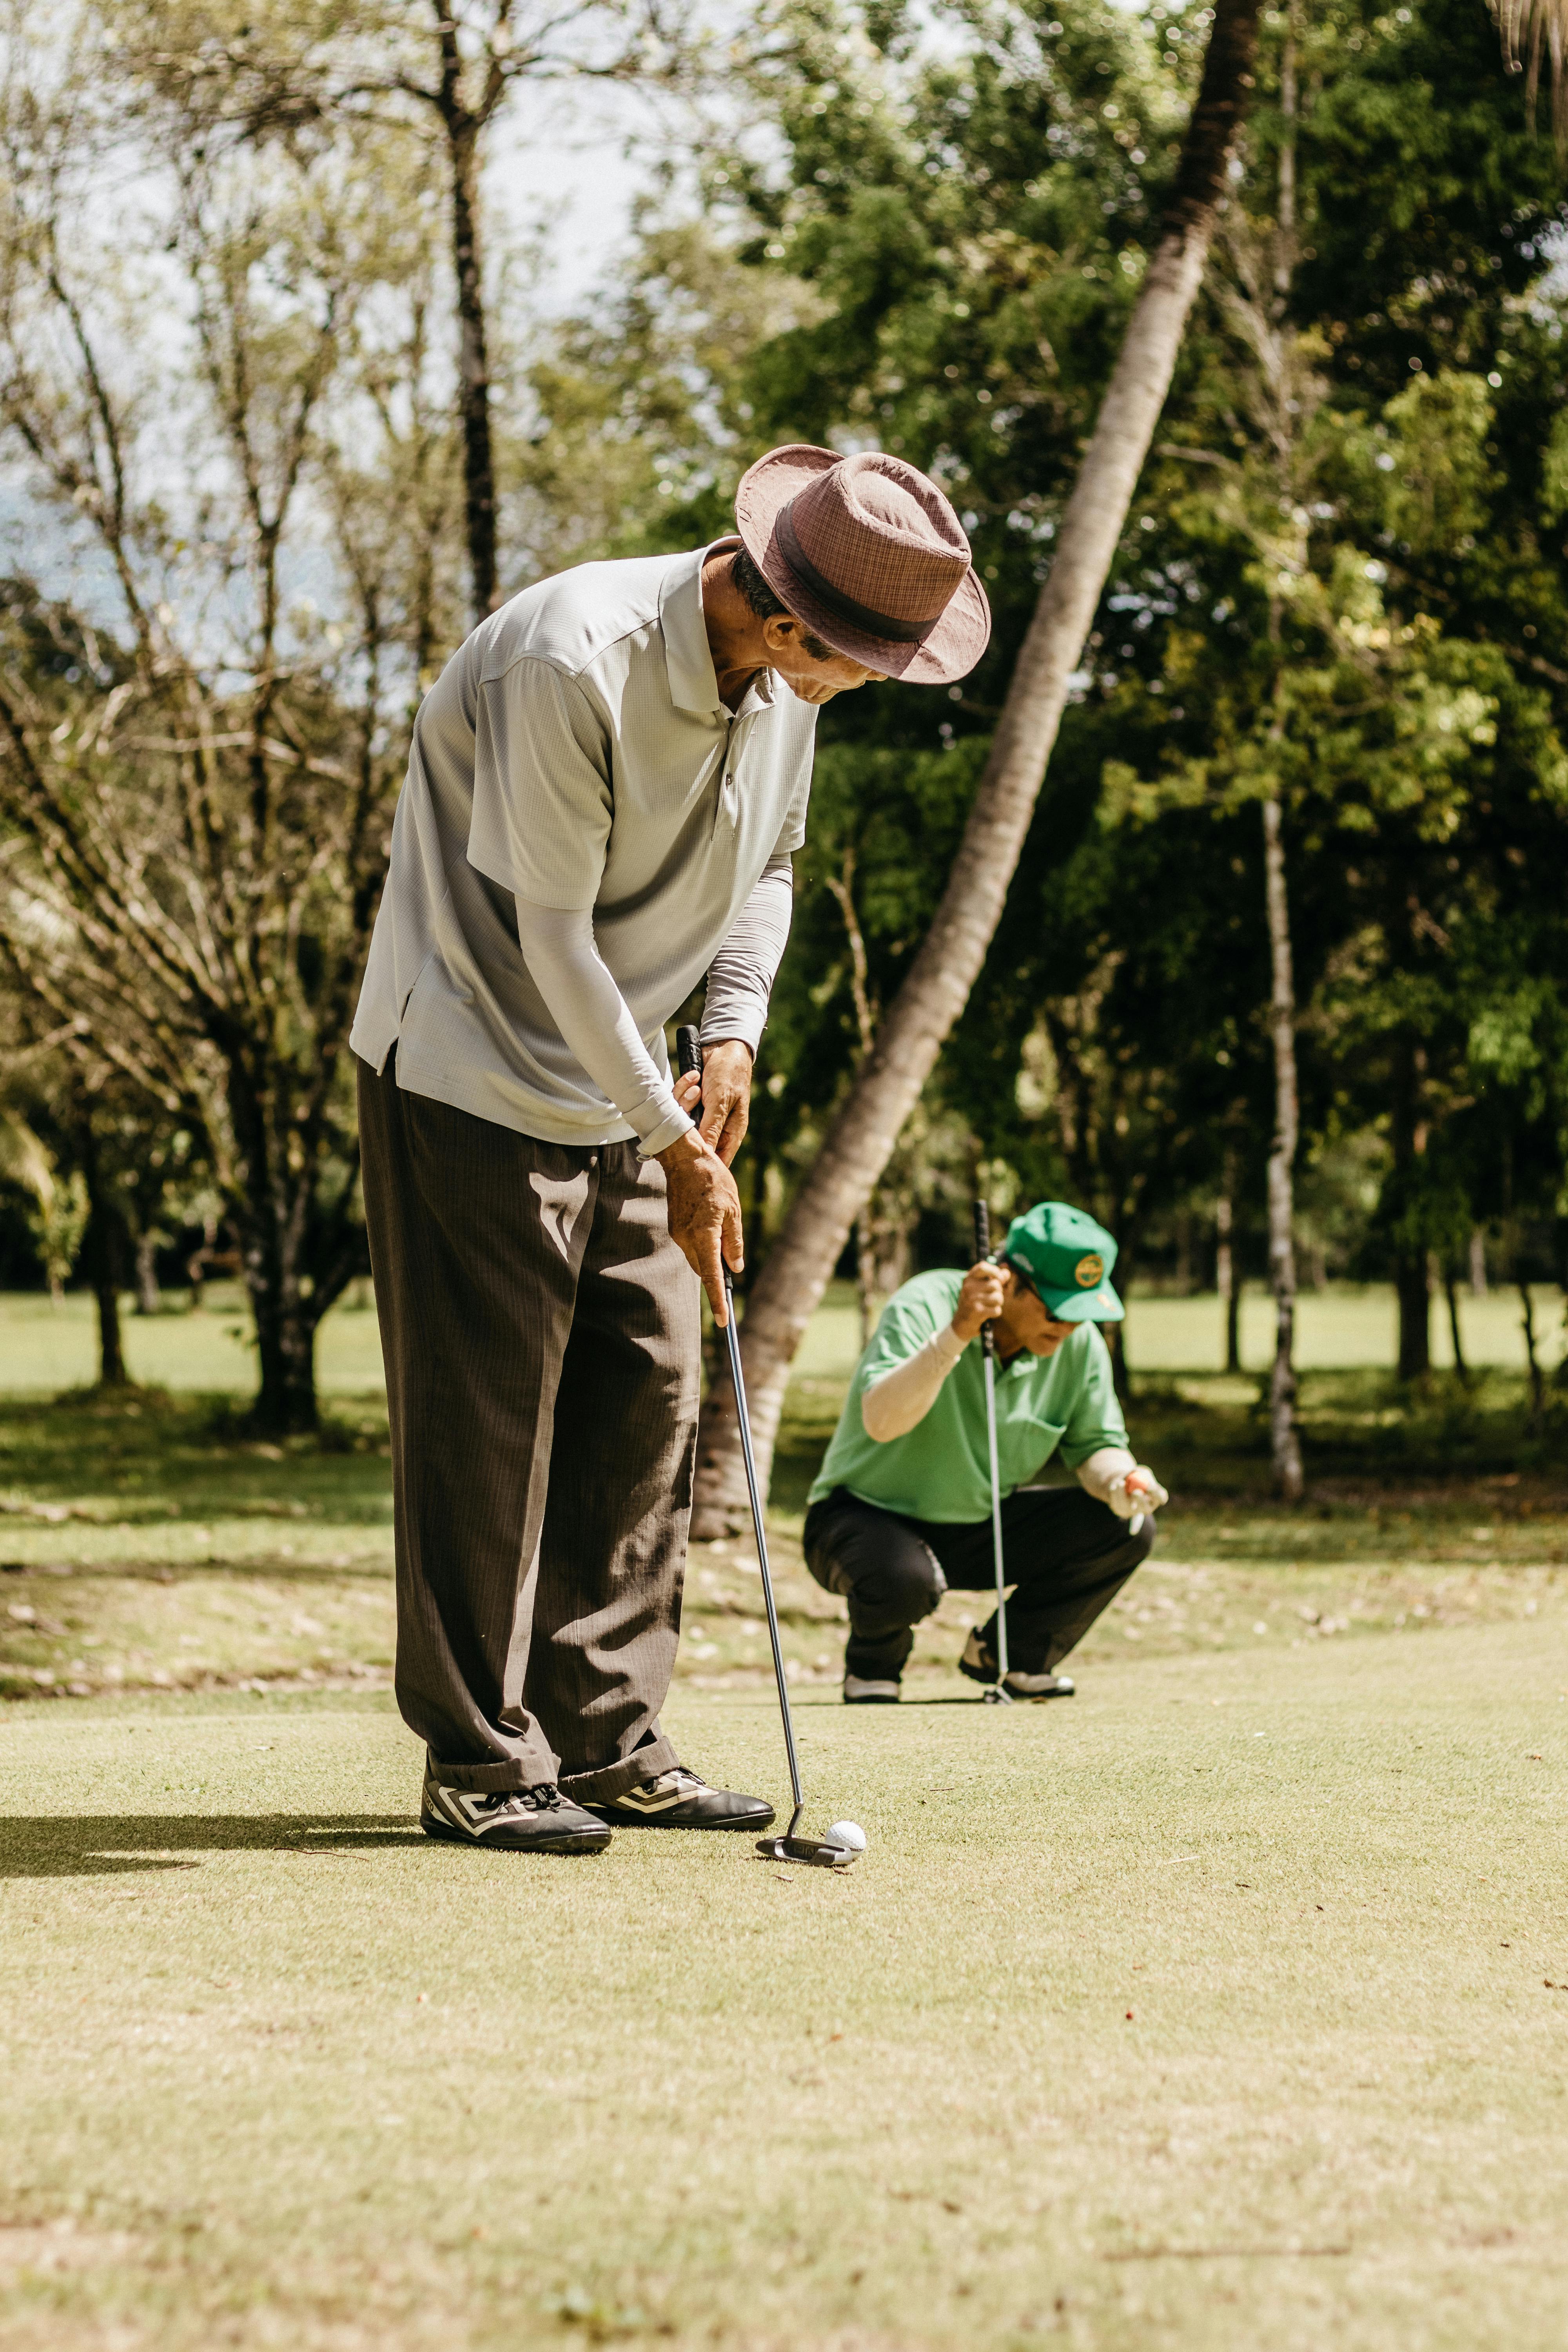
[515,899,693,1158]
[701,849,795,1054]
[468,659,612,911]
[776,738,813,855]
[860,1322,967,1441]
[856,1284,944,1388]
[1056,1325,1132,1468]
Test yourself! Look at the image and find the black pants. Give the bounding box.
[358,1053,696,1800]
[802,1485,1155,1682]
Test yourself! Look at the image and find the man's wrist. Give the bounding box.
[655,1126,717,1173]
[697,1032,757,1063]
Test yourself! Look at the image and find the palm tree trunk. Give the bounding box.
[690,0,1266,1531]
[1262,790,1303,1500]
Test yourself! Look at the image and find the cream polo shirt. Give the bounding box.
[350,543,818,1149]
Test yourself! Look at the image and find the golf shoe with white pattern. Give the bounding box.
[843,1674,902,1704]
[958,1628,1075,1700]
[584,1765,773,1830]
[421,1762,612,1853]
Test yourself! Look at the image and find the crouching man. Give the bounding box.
[804,1202,1169,1703]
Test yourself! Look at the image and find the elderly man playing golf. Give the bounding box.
[350,445,991,1853]
[804,1202,1169,1704]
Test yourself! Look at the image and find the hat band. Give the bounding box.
[775,503,956,644]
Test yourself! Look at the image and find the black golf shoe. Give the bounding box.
[958,1629,1075,1701]
[421,1765,612,1853]
[584,1765,774,1830]
[843,1674,901,1704]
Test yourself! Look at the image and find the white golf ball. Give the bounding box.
[826,1820,867,1854]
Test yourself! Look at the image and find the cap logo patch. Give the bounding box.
[1074,1253,1104,1287]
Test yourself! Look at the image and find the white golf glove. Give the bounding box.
[1106,1466,1168,1518]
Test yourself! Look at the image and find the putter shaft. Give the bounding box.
[675,1024,808,1840]
[722,1282,806,1835]
[973,1199,1011,1697]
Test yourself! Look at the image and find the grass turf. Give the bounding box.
[2,1632,1566,2351]
[2,1286,1566,2345]
[2,1279,1561,1398]
[2,1374,1564,1702]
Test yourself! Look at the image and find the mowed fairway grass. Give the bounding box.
[2,1284,1566,2348]
[3,1646,1566,2352]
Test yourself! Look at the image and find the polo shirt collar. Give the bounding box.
[660,544,723,715]
[660,537,777,719]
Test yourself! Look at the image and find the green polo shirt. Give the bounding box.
[808,1269,1129,1524]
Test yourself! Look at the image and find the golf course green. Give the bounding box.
[2,1625,1565,2350]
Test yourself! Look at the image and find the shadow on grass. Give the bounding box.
[0,1814,422,1877]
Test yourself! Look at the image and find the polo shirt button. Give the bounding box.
[588,1152,599,1169]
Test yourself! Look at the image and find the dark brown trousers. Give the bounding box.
[357,1054,697,1799]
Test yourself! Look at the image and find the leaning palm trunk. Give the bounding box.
[690,0,1265,1532]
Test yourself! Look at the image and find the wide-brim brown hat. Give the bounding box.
[734,445,991,685]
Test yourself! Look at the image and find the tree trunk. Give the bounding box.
[94,1258,126,1388]
[1215,1176,1240,1370]
[1468,1227,1488,1296]
[1105,1314,1131,1407]
[1391,1038,1431,1382]
[690,0,1266,1530]
[1262,793,1303,1500]
[1518,1280,1543,1423]
[437,26,498,623]
[79,1127,127,1389]
[1445,1269,1469,1385]
[135,1229,161,1316]
[855,1206,876,1349]
[245,1230,320,1435]
[1395,1255,1431,1380]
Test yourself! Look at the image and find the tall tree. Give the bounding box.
[693,0,1266,1528]
[0,22,463,1428]
[111,0,713,621]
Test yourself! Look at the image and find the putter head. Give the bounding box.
[757,1833,859,1869]
[982,1683,1015,1706]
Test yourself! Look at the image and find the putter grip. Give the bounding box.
[973,1198,996,1359]
[675,1023,702,1080]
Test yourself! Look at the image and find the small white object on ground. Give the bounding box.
[826,1821,867,1853]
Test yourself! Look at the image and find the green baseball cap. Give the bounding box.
[1000,1200,1123,1323]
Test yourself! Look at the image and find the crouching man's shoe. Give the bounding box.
[958,1628,1075,1701]
[421,1763,612,1853]
[584,1765,774,1830]
[844,1674,901,1704]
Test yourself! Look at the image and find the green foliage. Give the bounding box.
[708,0,1568,1301]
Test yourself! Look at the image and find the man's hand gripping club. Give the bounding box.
[661,1031,752,1325]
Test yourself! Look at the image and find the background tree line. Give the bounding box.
[0,0,1563,1482]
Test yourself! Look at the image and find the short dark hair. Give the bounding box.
[732,544,788,621]
[731,545,836,662]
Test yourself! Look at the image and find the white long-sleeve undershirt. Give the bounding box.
[859,1323,1149,1510]
[514,850,795,1158]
